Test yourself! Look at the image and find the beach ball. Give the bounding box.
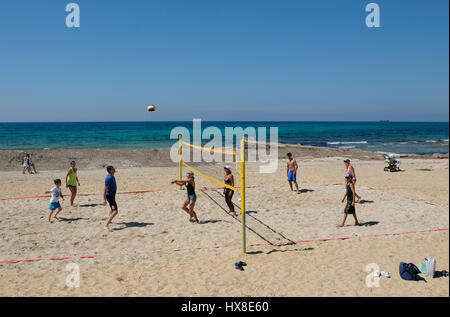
[147,105,156,112]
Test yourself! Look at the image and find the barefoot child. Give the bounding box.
[103,166,118,231]
[340,176,359,227]
[286,153,300,194]
[171,171,200,223]
[45,179,64,222]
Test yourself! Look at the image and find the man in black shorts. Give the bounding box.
[103,166,118,231]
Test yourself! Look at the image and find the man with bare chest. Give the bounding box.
[286,153,300,194]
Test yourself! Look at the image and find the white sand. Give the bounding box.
[0,157,448,296]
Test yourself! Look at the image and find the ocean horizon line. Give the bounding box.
[1,120,449,124]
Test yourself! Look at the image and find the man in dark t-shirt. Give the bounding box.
[103,165,118,231]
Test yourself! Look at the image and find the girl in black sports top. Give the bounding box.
[223,166,237,216]
[171,171,199,223]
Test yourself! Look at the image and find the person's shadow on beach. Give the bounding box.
[359,199,374,204]
[113,222,154,231]
[299,189,314,193]
[79,203,101,208]
[200,219,223,224]
[358,221,379,227]
[58,217,89,222]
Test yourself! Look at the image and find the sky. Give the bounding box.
[0,0,448,122]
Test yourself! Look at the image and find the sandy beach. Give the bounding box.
[0,146,448,297]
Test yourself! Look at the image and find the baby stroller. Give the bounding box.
[383,154,401,172]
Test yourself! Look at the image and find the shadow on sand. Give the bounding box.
[113,222,154,231]
[358,221,379,227]
[200,219,224,224]
[58,217,89,222]
[359,199,374,204]
[79,203,101,208]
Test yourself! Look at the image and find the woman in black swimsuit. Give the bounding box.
[223,166,237,216]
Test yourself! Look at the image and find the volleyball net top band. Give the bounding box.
[179,140,240,192]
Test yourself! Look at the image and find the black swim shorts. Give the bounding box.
[106,195,118,211]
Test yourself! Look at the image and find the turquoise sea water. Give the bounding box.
[0,122,448,155]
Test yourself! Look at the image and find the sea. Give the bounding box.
[0,122,448,155]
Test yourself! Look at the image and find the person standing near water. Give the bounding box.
[66,161,81,206]
[22,154,32,174]
[29,153,37,174]
[286,153,300,194]
[344,159,361,203]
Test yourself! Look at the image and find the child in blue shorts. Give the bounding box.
[45,179,65,222]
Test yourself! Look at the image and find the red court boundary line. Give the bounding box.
[0,186,257,201]
[0,227,447,265]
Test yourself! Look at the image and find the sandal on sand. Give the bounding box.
[374,270,381,278]
[381,271,391,278]
[234,262,244,271]
[237,261,247,267]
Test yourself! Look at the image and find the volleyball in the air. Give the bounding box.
[147,105,156,112]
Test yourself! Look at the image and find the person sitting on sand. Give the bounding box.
[171,171,200,223]
[344,159,361,203]
[66,161,81,207]
[286,153,300,194]
[223,165,237,216]
[103,166,118,231]
[339,176,359,227]
[22,154,32,174]
[45,179,64,222]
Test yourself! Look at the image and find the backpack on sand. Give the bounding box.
[399,262,422,281]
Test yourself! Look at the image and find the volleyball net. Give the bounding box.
[177,135,247,254]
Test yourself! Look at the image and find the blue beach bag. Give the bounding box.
[399,262,421,281]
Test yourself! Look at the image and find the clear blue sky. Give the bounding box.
[0,0,448,122]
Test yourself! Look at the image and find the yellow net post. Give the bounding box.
[240,138,246,254]
[179,135,182,189]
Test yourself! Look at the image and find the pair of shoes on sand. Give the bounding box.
[234,261,247,271]
[374,270,390,278]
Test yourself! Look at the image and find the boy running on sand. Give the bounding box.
[339,176,360,227]
[286,153,300,194]
[103,166,118,231]
[171,171,200,223]
[45,179,64,222]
